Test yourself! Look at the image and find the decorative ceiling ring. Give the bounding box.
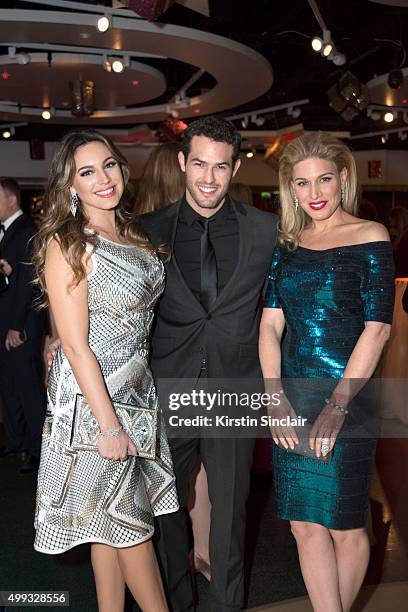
[0,9,273,124]
[0,52,166,110]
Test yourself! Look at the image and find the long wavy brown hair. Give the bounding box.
[134,142,185,214]
[278,132,359,249]
[33,129,154,306]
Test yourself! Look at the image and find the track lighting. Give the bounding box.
[287,106,301,119]
[97,15,111,33]
[311,37,322,52]
[103,55,112,72]
[251,114,265,127]
[384,111,394,123]
[42,109,51,120]
[112,59,124,73]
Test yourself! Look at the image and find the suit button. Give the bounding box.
[206,314,212,320]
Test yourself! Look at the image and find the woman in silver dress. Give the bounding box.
[33,130,178,612]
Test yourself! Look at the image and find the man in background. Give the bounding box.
[0,177,46,473]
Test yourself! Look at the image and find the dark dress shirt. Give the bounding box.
[174,196,239,302]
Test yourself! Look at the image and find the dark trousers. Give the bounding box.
[155,434,255,612]
[0,337,46,457]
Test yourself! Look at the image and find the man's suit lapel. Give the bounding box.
[1,214,25,251]
[144,200,206,313]
[210,199,249,312]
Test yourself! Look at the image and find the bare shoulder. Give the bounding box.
[357,220,390,243]
[45,235,65,263]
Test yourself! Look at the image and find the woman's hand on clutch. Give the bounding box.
[309,406,345,458]
[97,430,137,460]
[268,395,299,450]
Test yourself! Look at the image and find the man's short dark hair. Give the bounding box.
[0,177,21,207]
[180,116,241,164]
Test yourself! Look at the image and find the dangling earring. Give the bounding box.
[340,186,345,205]
[293,195,299,211]
[70,192,79,216]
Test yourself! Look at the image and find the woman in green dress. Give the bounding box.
[259,132,394,612]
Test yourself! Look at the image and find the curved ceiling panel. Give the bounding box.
[0,9,273,124]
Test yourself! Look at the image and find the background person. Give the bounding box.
[135,141,185,215]
[0,177,47,473]
[259,132,394,612]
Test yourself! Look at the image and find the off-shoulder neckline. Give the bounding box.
[296,240,391,253]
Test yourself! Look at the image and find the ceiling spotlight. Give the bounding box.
[112,59,124,73]
[311,37,322,52]
[287,106,301,119]
[322,41,333,57]
[42,109,51,120]
[321,29,333,58]
[381,134,388,144]
[403,111,408,124]
[331,51,346,66]
[2,129,11,139]
[398,131,407,141]
[251,114,265,127]
[246,149,255,158]
[241,116,249,129]
[367,108,381,121]
[384,111,395,123]
[387,68,403,90]
[18,52,30,65]
[97,14,111,33]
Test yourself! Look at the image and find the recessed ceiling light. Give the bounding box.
[2,130,11,139]
[42,109,51,120]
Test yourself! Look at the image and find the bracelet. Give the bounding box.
[97,426,122,441]
[324,398,349,415]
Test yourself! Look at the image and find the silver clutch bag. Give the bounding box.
[70,394,157,459]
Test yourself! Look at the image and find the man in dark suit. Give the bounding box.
[0,177,47,473]
[142,117,277,612]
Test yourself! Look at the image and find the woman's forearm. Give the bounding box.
[330,322,391,406]
[259,324,283,393]
[62,344,119,431]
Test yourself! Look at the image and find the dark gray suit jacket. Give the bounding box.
[142,198,277,380]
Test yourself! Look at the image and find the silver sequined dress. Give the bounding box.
[34,236,178,554]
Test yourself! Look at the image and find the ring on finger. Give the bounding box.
[321,437,331,455]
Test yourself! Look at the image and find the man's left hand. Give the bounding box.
[5,329,24,351]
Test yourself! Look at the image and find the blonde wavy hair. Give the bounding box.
[278,132,358,248]
[134,142,185,214]
[33,129,154,307]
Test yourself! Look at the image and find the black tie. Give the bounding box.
[199,218,217,310]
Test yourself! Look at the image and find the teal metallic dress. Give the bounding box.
[264,241,394,529]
